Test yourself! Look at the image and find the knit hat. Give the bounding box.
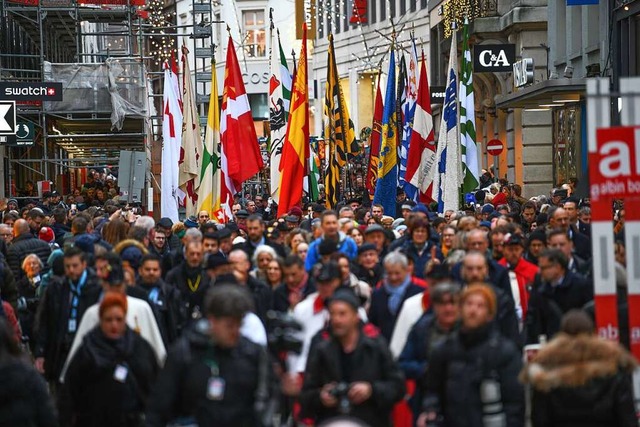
[481,204,495,214]
[411,204,429,215]
[328,288,360,311]
[121,245,144,270]
[99,291,128,318]
[461,284,497,318]
[38,227,55,243]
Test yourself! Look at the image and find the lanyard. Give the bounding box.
[68,270,88,333]
[187,275,201,293]
[205,346,220,376]
[148,287,160,304]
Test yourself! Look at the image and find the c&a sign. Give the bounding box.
[473,44,516,73]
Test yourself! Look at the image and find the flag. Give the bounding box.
[269,28,292,204]
[277,24,309,218]
[324,33,357,207]
[197,63,221,220]
[396,55,407,189]
[365,77,383,200]
[161,58,182,222]
[307,148,321,202]
[179,46,202,217]
[399,38,420,200]
[373,49,398,217]
[220,35,264,220]
[405,50,436,204]
[432,30,461,213]
[460,19,480,193]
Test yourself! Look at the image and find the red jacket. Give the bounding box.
[498,257,539,317]
[491,191,508,207]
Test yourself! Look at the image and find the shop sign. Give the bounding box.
[0,82,63,101]
[295,0,316,39]
[473,44,516,72]
[513,58,534,88]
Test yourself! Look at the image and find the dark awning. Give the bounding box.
[495,78,587,109]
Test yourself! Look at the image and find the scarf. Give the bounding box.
[288,273,309,308]
[383,275,412,315]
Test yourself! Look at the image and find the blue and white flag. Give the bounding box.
[432,30,461,213]
[399,38,420,200]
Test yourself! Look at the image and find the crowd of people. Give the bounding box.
[0,173,635,427]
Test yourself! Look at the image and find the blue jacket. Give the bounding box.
[305,233,358,271]
[401,240,444,279]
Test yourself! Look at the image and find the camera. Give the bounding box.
[265,311,303,354]
[329,382,351,414]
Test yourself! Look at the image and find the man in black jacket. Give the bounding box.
[240,214,286,263]
[130,254,186,345]
[7,219,52,282]
[300,288,405,427]
[525,249,593,344]
[166,241,211,320]
[34,246,101,384]
[420,284,524,427]
[273,255,316,313]
[228,249,272,325]
[146,285,270,427]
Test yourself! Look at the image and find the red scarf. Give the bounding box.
[313,295,325,314]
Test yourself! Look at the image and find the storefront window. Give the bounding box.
[553,105,580,186]
[242,10,266,58]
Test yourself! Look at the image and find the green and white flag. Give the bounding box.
[460,19,480,193]
[268,28,292,204]
[307,149,320,202]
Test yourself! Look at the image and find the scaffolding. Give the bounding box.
[0,0,214,204]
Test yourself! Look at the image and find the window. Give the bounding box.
[249,93,268,119]
[242,10,266,58]
[100,24,128,54]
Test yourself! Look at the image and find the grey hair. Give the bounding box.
[252,245,278,265]
[383,251,408,268]
[431,281,462,304]
[134,216,156,233]
[22,253,44,271]
[184,228,203,242]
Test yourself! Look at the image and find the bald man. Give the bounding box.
[7,219,51,282]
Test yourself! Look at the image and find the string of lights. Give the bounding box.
[146,0,178,65]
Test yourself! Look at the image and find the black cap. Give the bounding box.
[553,188,568,199]
[312,203,325,213]
[225,222,239,233]
[107,263,125,286]
[206,253,230,270]
[318,239,339,256]
[315,261,341,282]
[157,217,173,229]
[50,190,59,197]
[504,233,525,247]
[285,215,299,223]
[328,288,360,311]
[236,210,249,219]
[357,243,377,256]
[217,228,232,239]
[528,229,546,244]
[365,224,385,235]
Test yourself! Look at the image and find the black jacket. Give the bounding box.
[0,359,58,427]
[0,258,18,311]
[165,264,211,319]
[145,320,270,427]
[245,276,273,325]
[300,324,406,427]
[423,326,524,427]
[60,327,159,427]
[525,271,593,344]
[129,279,187,345]
[240,238,287,263]
[34,270,102,381]
[570,228,591,261]
[521,333,637,427]
[355,263,383,289]
[7,233,52,282]
[272,278,316,313]
[368,280,424,342]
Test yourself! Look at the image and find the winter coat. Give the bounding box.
[422,325,525,427]
[305,233,358,271]
[525,271,593,344]
[521,333,637,427]
[145,320,270,427]
[0,258,18,311]
[401,240,444,279]
[245,276,274,325]
[300,324,406,427]
[273,277,316,313]
[369,280,424,342]
[7,234,52,282]
[128,279,187,345]
[498,257,539,317]
[34,270,102,381]
[0,358,58,427]
[60,327,159,427]
[165,264,211,319]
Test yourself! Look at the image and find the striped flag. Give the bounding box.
[373,49,398,217]
[324,33,357,207]
[277,24,309,218]
[161,58,182,221]
[179,46,202,217]
[366,77,383,200]
[196,63,221,220]
[269,28,292,204]
[460,19,480,193]
[220,35,264,221]
[307,148,321,202]
[405,51,436,203]
[396,55,408,190]
[399,39,420,200]
[432,30,461,213]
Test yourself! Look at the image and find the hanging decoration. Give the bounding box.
[443,0,480,38]
[146,0,178,65]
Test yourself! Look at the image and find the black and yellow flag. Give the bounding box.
[324,34,357,208]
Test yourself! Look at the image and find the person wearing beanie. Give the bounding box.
[59,290,160,427]
[300,287,406,427]
[419,283,524,427]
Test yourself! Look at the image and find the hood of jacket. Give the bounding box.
[521,333,637,392]
[113,238,149,256]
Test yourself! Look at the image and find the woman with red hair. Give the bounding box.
[60,292,159,427]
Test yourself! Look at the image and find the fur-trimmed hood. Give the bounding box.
[520,333,637,392]
[113,238,149,255]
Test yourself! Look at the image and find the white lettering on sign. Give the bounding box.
[479,49,511,68]
[590,127,640,201]
[513,58,534,88]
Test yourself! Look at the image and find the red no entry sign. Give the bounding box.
[486,139,504,156]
